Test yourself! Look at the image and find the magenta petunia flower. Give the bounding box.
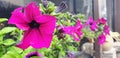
[62,20,83,42]
[97,18,107,24]
[75,20,82,30]
[90,21,98,31]
[56,25,66,39]
[8,2,56,50]
[25,52,43,58]
[85,17,93,25]
[98,34,106,45]
[104,25,110,35]
[67,52,74,58]
[85,17,98,31]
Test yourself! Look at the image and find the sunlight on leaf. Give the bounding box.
[8,46,23,53]
[31,56,40,58]
[0,27,17,36]
[3,39,15,45]
[0,18,8,23]
[0,36,3,45]
[1,51,20,58]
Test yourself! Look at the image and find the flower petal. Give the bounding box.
[104,25,110,35]
[8,7,29,30]
[62,26,81,42]
[35,15,56,24]
[16,30,31,50]
[31,17,56,48]
[16,24,30,30]
[75,20,82,30]
[97,18,107,24]
[24,2,41,22]
[29,29,53,49]
[38,15,56,34]
[84,17,93,27]
[71,33,80,42]
[76,31,83,39]
[87,17,94,25]
[98,34,106,45]
[62,26,75,34]
[90,22,98,31]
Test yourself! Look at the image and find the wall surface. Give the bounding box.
[0,0,40,18]
[113,0,120,33]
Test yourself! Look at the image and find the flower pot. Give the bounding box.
[102,35,114,51]
[102,41,113,51]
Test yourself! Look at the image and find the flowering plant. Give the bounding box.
[81,17,110,44]
[0,0,110,58]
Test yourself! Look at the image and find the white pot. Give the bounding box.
[102,41,113,51]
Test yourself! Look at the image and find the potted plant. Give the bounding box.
[0,0,110,58]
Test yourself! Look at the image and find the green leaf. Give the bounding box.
[1,54,15,58]
[67,46,75,51]
[59,50,66,57]
[47,2,55,13]
[77,14,85,19]
[0,18,8,23]
[64,12,71,19]
[1,51,21,58]
[3,39,15,45]
[31,56,39,58]
[0,45,5,57]
[0,36,3,45]
[39,4,46,13]
[21,47,35,58]
[8,46,23,53]
[0,27,17,36]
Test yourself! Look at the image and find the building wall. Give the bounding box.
[0,0,40,18]
[113,0,120,33]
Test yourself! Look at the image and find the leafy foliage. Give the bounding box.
[0,0,109,58]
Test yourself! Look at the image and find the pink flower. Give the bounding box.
[85,17,98,31]
[75,20,82,30]
[98,34,106,45]
[67,52,74,58]
[25,52,43,58]
[56,25,66,39]
[62,20,83,42]
[85,17,93,25]
[104,25,110,35]
[8,2,56,50]
[97,18,107,24]
[90,21,98,31]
